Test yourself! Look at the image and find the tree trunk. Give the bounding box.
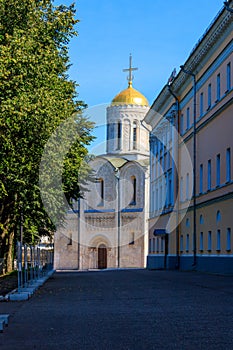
[6,231,14,273]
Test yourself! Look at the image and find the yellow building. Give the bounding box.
[145,2,233,273]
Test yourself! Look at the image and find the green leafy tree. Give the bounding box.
[0,0,94,272]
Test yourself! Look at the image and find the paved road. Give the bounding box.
[1,269,233,349]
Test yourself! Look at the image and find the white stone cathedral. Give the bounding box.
[54,56,150,270]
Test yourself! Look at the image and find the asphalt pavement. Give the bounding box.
[1,269,233,349]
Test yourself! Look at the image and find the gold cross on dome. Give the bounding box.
[123,54,138,87]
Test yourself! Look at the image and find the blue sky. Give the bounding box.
[53,0,225,153]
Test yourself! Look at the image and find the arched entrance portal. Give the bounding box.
[98,244,107,269]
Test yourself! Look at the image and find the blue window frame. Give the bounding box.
[226,148,231,183]
[208,83,212,109]
[216,154,220,187]
[199,164,203,194]
[216,230,221,251]
[208,231,212,251]
[200,232,204,251]
[208,160,211,191]
[227,62,231,92]
[216,74,221,101]
[180,235,184,252]
[186,173,189,200]
[186,108,190,130]
[180,177,183,202]
[180,114,184,135]
[186,234,190,252]
[227,228,231,251]
[200,92,204,117]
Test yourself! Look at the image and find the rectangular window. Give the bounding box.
[199,164,203,194]
[155,138,158,154]
[227,228,231,251]
[227,62,231,92]
[216,230,221,251]
[180,114,184,135]
[168,178,172,206]
[180,177,184,202]
[226,148,231,183]
[208,83,212,109]
[186,173,189,200]
[216,74,221,101]
[180,235,184,252]
[208,231,212,251]
[153,238,156,252]
[200,92,204,117]
[156,238,159,252]
[149,239,152,253]
[156,189,158,211]
[161,238,164,252]
[160,185,163,209]
[208,160,211,191]
[186,234,189,252]
[200,232,204,251]
[216,154,220,187]
[151,189,155,213]
[186,108,190,130]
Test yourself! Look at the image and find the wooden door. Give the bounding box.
[98,245,107,269]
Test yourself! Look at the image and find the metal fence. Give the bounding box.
[16,242,54,291]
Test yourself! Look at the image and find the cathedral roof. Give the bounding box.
[98,156,149,170]
[101,157,128,168]
[111,84,149,107]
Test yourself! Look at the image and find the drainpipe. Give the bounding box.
[180,65,197,268]
[167,84,180,270]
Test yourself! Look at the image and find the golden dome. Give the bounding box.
[111,83,149,107]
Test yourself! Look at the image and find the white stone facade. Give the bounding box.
[54,92,150,270]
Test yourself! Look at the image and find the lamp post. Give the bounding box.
[180,65,197,268]
[224,0,233,13]
[114,168,121,268]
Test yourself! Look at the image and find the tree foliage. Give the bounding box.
[0,0,94,271]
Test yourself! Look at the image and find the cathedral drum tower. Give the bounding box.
[54,55,151,270]
[106,54,149,160]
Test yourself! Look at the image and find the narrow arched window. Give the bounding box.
[216,210,221,223]
[129,232,135,245]
[100,179,104,202]
[200,214,204,225]
[117,122,121,149]
[130,176,136,205]
[133,122,137,150]
[97,178,104,206]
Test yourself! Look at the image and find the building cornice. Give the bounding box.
[145,6,232,121]
[173,8,232,93]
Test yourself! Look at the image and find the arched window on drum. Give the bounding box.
[133,121,138,150]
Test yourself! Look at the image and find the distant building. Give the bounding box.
[145,4,233,273]
[54,56,150,270]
